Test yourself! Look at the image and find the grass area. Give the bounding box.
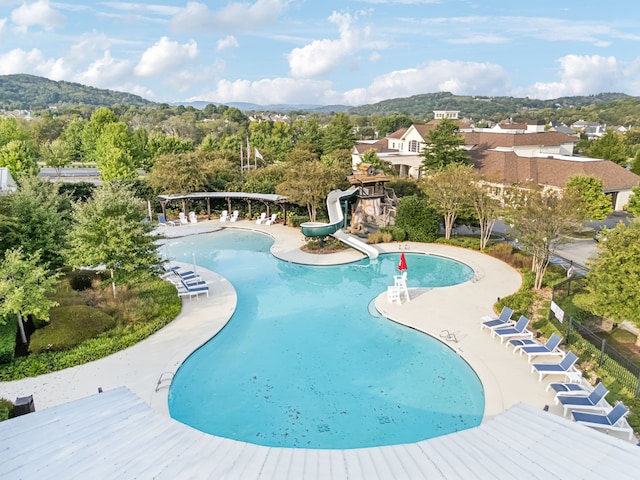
[597,328,640,365]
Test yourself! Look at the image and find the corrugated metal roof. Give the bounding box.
[1,387,638,479]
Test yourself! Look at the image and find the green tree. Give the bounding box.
[421,118,469,172]
[60,117,86,164]
[627,185,640,217]
[504,184,582,290]
[630,150,640,176]
[419,163,474,239]
[41,138,71,176]
[94,122,138,182]
[147,151,212,195]
[82,107,119,163]
[0,248,59,344]
[376,114,413,138]
[0,177,71,269]
[0,139,38,178]
[587,220,640,345]
[276,161,345,221]
[361,149,394,175]
[395,195,439,242]
[565,175,612,221]
[587,130,628,165]
[467,178,501,250]
[66,184,162,298]
[321,113,355,154]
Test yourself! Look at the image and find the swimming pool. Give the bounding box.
[167,229,484,449]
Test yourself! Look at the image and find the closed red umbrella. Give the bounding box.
[398,252,407,272]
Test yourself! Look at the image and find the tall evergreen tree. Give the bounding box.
[421,118,469,172]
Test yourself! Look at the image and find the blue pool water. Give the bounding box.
[167,229,484,449]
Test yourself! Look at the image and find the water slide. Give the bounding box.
[300,187,379,260]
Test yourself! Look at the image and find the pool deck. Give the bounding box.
[1,219,575,423]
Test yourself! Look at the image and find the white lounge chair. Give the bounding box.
[555,382,610,416]
[531,351,579,382]
[255,212,266,224]
[219,210,229,222]
[513,333,564,362]
[229,210,239,222]
[178,212,189,225]
[480,306,514,331]
[491,315,532,344]
[264,213,277,225]
[571,402,634,440]
[188,211,198,224]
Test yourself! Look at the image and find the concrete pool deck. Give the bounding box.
[1,218,569,423]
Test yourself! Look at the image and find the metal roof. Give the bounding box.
[1,386,639,479]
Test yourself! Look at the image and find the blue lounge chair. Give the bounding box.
[555,382,609,416]
[491,315,532,344]
[514,333,564,362]
[531,351,579,382]
[480,306,514,331]
[572,402,634,440]
[546,382,588,395]
[177,279,209,299]
[158,214,179,227]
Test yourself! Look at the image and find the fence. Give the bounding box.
[550,277,640,397]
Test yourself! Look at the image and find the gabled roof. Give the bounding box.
[354,138,390,154]
[1,387,639,479]
[471,150,640,191]
[465,131,577,149]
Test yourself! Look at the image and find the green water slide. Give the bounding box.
[300,187,379,259]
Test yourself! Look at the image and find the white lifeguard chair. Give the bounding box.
[393,271,410,302]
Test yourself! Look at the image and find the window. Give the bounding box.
[409,140,419,153]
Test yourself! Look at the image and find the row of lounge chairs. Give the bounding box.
[158,212,198,226]
[161,266,209,300]
[220,210,239,222]
[481,306,634,440]
[255,212,277,225]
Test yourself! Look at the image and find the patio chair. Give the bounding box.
[555,382,610,416]
[491,315,532,344]
[177,279,209,299]
[188,211,198,224]
[531,351,579,382]
[178,212,189,225]
[229,210,239,222]
[514,333,564,362]
[158,214,179,227]
[264,213,277,225]
[255,212,266,224]
[219,210,229,222]
[480,306,514,332]
[546,382,589,395]
[571,402,634,440]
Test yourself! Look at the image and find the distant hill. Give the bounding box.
[347,91,634,120]
[0,74,156,111]
[176,100,350,113]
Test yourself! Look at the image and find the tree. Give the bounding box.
[586,220,640,345]
[376,114,413,138]
[321,113,355,154]
[630,150,640,176]
[467,179,501,250]
[395,195,439,243]
[40,138,71,176]
[147,151,214,195]
[276,161,346,222]
[419,163,474,239]
[66,184,162,298]
[565,175,612,221]
[587,130,628,165]
[82,107,119,163]
[0,177,71,269]
[0,139,38,178]
[504,184,582,290]
[626,185,640,217]
[0,248,59,344]
[421,118,469,172]
[361,149,394,175]
[94,122,138,181]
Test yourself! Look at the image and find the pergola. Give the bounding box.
[156,192,289,224]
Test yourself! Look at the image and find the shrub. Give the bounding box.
[367,231,392,244]
[435,236,481,250]
[486,243,532,270]
[380,226,407,242]
[395,195,439,243]
[289,215,307,228]
[0,315,18,365]
[0,398,13,421]
[29,305,117,353]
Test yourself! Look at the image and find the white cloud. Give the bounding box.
[10,0,65,33]
[524,55,621,99]
[0,47,69,79]
[134,36,198,77]
[189,77,338,105]
[287,11,387,78]
[75,50,133,88]
[171,0,289,33]
[217,35,239,51]
[342,60,510,105]
[66,31,112,65]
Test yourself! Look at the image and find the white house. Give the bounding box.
[0,167,17,193]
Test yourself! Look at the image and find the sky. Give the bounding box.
[1,0,639,107]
